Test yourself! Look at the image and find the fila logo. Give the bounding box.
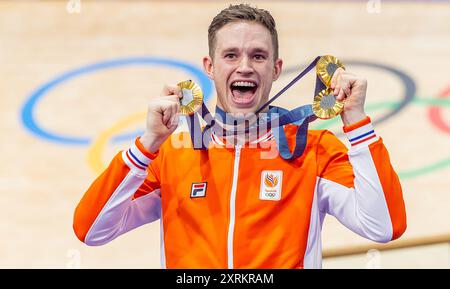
[190,182,207,198]
[260,171,282,201]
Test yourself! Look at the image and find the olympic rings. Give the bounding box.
[87,96,450,179]
[284,60,416,132]
[428,86,450,135]
[21,59,413,145]
[19,56,450,179]
[20,57,213,145]
[314,97,450,179]
[87,111,146,174]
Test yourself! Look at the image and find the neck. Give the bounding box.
[214,105,271,145]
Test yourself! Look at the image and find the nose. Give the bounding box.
[236,56,254,75]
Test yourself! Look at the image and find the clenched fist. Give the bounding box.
[139,85,182,153]
[330,68,368,126]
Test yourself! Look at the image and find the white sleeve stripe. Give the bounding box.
[122,150,148,175]
[345,122,375,142]
[349,146,393,242]
[85,171,161,246]
[84,171,144,245]
[160,217,167,269]
[130,141,151,166]
[349,136,380,152]
[317,144,393,243]
[303,183,323,269]
[318,177,392,242]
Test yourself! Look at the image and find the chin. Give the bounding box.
[228,101,260,115]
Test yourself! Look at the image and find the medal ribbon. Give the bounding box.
[186,56,330,160]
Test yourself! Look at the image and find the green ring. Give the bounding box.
[310,97,450,180]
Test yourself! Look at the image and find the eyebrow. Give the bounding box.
[221,47,239,54]
[251,48,269,55]
[221,47,269,54]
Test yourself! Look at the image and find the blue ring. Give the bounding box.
[20,57,213,145]
[283,60,416,133]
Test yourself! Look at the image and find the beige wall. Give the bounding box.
[324,243,450,269]
[1,1,449,268]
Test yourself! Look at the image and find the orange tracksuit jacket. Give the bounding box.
[73,116,407,268]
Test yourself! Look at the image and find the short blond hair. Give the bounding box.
[208,4,279,60]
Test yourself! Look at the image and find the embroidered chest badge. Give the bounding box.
[260,171,283,201]
[190,182,207,198]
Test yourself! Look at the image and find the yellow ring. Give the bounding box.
[86,95,214,174]
[86,111,147,174]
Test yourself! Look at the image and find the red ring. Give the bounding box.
[428,86,450,135]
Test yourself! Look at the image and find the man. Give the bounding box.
[73,4,406,269]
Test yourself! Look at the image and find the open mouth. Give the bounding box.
[230,80,258,105]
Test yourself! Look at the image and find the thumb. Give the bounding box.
[168,113,180,130]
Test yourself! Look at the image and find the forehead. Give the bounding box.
[214,21,273,51]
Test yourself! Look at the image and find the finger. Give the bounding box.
[164,95,182,103]
[169,101,180,127]
[336,77,350,96]
[330,67,344,88]
[161,103,173,126]
[164,98,181,126]
[162,85,182,98]
[337,88,345,101]
[170,102,178,124]
[336,74,351,98]
[169,113,180,129]
[343,83,351,98]
[173,97,181,113]
[333,85,340,96]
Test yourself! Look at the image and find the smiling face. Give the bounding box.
[203,21,283,114]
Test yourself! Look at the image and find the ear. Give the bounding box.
[203,56,214,80]
[272,58,283,81]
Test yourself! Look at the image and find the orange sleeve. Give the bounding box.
[366,138,407,240]
[316,117,406,242]
[73,138,160,244]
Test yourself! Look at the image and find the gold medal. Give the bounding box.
[312,88,344,119]
[316,55,345,87]
[177,80,203,116]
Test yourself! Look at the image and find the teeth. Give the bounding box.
[232,81,256,88]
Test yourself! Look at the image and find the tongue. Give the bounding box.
[232,88,255,103]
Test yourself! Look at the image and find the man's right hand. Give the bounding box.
[139,85,182,153]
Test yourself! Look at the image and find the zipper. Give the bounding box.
[227,145,241,269]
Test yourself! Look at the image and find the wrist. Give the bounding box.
[341,110,367,127]
[139,133,161,154]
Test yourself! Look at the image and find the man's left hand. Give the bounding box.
[330,67,368,126]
